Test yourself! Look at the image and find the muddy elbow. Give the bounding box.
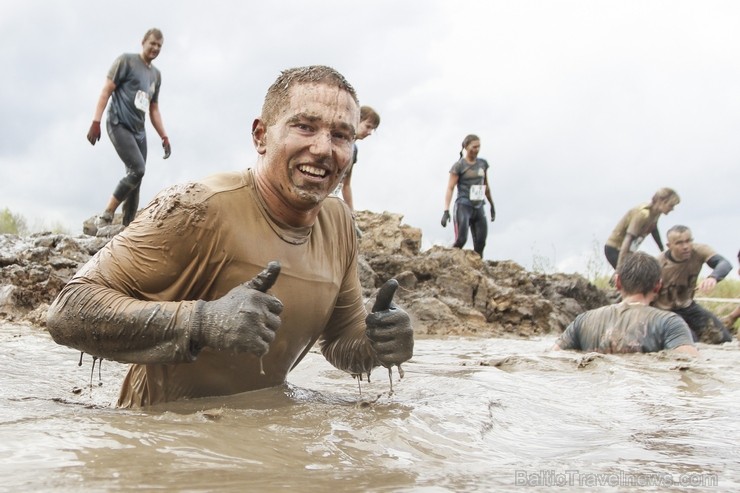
[45,294,77,348]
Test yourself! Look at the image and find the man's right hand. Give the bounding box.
[87,121,101,145]
[195,262,283,355]
[441,210,450,227]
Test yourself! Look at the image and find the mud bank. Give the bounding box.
[0,210,609,337]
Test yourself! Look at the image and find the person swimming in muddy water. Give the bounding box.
[552,252,698,356]
[47,65,414,408]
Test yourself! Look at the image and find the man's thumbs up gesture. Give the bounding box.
[365,279,414,372]
[193,261,283,355]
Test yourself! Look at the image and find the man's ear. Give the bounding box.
[615,274,622,291]
[252,119,267,154]
[653,280,663,294]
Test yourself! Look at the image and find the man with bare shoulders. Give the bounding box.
[653,225,733,344]
[553,252,697,356]
[48,66,414,407]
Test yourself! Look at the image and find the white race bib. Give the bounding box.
[470,184,486,201]
[629,236,645,252]
[134,90,151,113]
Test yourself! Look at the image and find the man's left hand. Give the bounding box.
[698,277,717,292]
[365,279,414,368]
[162,136,171,159]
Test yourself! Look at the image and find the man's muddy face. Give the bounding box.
[141,35,163,63]
[262,83,359,209]
[667,230,693,261]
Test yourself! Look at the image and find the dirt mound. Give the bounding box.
[0,211,609,337]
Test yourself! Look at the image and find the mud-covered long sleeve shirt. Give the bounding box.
[47,169,378,407]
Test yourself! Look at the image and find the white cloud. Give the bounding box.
[0,0,737,280]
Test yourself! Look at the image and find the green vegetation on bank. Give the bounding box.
[0,208,28,235]
[0,207,70,235]
[700,278,740,331]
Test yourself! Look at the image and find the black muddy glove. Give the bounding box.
[365,279,414,369]
[193,261,283,355]
[441,210,450,227]
[162,136,171,159]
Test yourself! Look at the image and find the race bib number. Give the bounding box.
[470,184,486,201]
[629,236,645,252]
[134,90,150,113]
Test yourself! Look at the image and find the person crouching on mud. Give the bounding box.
[47,65,414,408]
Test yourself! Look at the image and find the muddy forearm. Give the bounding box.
[47,280,199,364]
[321,332,380,377]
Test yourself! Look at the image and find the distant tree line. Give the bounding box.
[0,207,28,235]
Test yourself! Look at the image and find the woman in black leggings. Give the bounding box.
[441,134,496,257]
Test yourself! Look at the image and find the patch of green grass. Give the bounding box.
[699,278,740,323]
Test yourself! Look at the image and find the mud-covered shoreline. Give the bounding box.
[0,210,610,337]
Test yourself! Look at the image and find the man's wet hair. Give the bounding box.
[261,65,359,126]
[666,224,691,238]
[652,187,680,207]
[143,28,163,42]
[618,252,662,295]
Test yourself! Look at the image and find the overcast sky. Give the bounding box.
[1,0,738,279]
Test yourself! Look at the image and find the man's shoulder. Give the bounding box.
[576,303,618,323]
[117,53,138,64]
[157,170,248,206]
[138,171,249,230]
[320,195,353,220]
[692,243,717,260]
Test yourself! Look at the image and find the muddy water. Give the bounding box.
[1,324,738,492]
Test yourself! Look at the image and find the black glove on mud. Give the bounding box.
[193,261,283,355]
[441,210,450,227]
[162,136,171,159]
[365,279,414,368]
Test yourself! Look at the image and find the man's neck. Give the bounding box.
[253,166,320,228]
[139,53,153,67]
[621,293,653,305]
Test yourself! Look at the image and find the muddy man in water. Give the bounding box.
[553,252,698,355]
[47,65,414,408]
